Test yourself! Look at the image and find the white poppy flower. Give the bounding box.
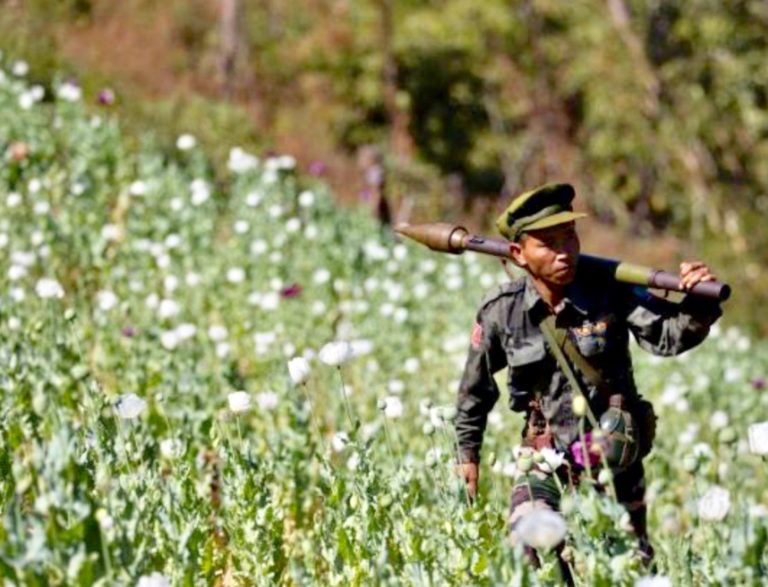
[57,82,82,102]
[250,239,268,255]
[12,60,29,76]
[96,290,119,311]
[18,92,34,110]
[157,299,180,320]
[277,155,296,169]
[404,358,420,374]
[35,278,64,299]
[228,147,259,173]
[260,292,279,311]
[425,446,443,466]
[387,380,405,395]
[256,391,279,411]
[287,357,311,385]
[245,190,262,207]
[6,192,22,207]
[748,421,768,455]
[710,410,729,430]
[226,267,245,284]
[129,180,148,196]
[515,509,567,550]
[136,572,170,587]
[208,325,228,342]
[190,179,211,206]
[175,323,197,341]
[163,275,179,293]
[383,396,404,420]
[298,190,315,207]
[101,224,121,241]
[349,339,374,358]
[635,576,673,587]
[8,265,26,281]
[234,220,249,234]
[332,431,350,453]
[228,391,251,413]
[538,448,565,474]
[160,438,184,460]
[393,308,409,323]
[95,508,114,531]
[413,283,430,299]
[185,272,201,287]
[160,330,179,350]
[346,452,360,471]
[313,268,331,284]
[176,133,196,151]
[285,218,301,233]
[318,341,353,366]
[115,393,147,419]
[33,201,50,215]
[698,485,731,522]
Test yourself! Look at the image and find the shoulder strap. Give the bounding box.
[539,315,599,428]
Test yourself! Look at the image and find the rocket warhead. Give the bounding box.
[393,222,469,254]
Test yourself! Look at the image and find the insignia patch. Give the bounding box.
[470,322,483,349]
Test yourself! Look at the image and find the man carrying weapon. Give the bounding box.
[399,182,725,579]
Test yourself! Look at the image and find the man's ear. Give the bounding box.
[509,241,527,268]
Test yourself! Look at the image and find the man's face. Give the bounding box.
[510,222,580,287]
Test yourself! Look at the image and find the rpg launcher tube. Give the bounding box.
[394,222,731,302]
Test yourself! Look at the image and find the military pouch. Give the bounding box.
[598,394,639,471]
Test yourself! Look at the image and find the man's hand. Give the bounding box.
[455,462,479,501]
[679,261,716,292]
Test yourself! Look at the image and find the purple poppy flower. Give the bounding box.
[308,160,327,176]
[98,89,116,106]
[752,377,766,391]
[281,283,302,298]
[570,432,602,469]
[121,326,137,338]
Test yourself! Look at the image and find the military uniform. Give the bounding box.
[454,183,723,563]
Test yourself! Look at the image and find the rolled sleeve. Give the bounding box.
[624,287,722,356]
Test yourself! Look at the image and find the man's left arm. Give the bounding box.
[623,261,723,356]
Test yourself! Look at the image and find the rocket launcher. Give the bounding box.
[394,222,731,302]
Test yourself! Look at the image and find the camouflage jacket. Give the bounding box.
[455,267,722,463]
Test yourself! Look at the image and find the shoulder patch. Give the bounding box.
[478,277,526,310]
[470,322,484,349]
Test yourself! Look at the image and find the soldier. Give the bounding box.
[454,183,722,577]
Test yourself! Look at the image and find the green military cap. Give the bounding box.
[495,182,588,241]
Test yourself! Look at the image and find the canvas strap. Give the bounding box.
[539,314,600,428]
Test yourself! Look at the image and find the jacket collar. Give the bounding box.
[523,272,590,320]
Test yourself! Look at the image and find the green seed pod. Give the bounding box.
[442,406,458,422]
[682,454,699,473]
[517,456,533,473]
[718,426,737,445]
[597,468,613,486]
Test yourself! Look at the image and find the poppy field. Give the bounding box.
[1,56,768,586]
